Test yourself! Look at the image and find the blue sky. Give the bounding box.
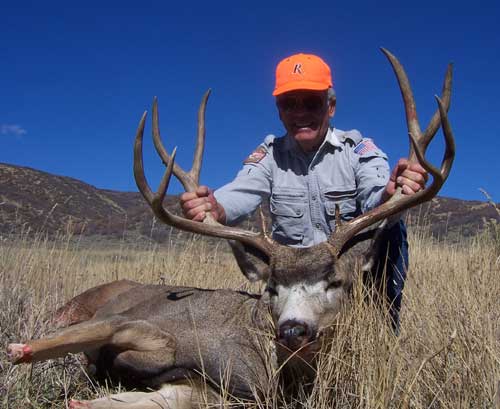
[2,1,499,201]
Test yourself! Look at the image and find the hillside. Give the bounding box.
[1,162,498,242]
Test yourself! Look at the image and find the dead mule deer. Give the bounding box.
[7,49,455,409]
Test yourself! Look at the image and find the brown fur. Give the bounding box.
[51,280,141,327]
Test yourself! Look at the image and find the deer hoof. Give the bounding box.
[6,343,33,364]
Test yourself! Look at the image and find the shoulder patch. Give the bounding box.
[354,139,379,155]
[339,129,363,146]
[244,146,268,164]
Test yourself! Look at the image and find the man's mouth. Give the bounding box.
[294,122,314,130]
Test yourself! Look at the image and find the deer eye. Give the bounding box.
[326,279,343,290]
[265,286,278,297]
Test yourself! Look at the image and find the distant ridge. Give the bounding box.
[1,162,498,242]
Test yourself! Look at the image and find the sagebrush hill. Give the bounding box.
[1,162,498,242]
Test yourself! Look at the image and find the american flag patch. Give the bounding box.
[354,139,378,155]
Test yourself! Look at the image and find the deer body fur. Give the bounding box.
[17,281,272,400]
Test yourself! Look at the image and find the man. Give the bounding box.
[180,53,427,332]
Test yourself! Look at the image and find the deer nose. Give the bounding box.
[278,320,316,351]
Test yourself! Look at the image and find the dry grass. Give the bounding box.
[1,227,499,408]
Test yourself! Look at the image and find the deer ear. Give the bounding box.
[350,219,400,275]
[228,241,271,282]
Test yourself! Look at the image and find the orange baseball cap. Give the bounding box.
[273,53,333,96]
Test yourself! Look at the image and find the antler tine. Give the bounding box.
[154,147,178,209]
[328,51,455,257]
[404,95,455,199]
[381,48,422,162]
[382,48,453,158]
[152,97,197,192]
[151,91,210,192]
[133,111,155,204]
[422,64,453,148]
[435,96,456,181]
[134,98,278,257]
[190,89,211,184]
[407,99,455,200]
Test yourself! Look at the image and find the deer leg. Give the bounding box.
[104,320,177,377]
[109,350,176,379]
[69,380,219,409]
[7,317,126,364]
[7,318,176,367]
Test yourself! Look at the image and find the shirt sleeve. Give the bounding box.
[351,138,390,213]
[214,143,273,225]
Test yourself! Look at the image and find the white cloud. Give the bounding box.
[1,124,27,136]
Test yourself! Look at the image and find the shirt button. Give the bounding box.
[296,210,301,215]
[312,195,317,201]
[315,223,321,229]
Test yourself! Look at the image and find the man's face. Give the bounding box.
[276,90,335,152]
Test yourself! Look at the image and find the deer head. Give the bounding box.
[133,49,455,355]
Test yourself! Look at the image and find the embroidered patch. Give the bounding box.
[244,147,267,164]
[354,139,378,155]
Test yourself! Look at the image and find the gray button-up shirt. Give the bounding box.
[214,128,390,247]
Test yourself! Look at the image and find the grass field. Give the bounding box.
[1,225,499,408]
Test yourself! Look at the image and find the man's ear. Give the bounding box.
[277,106,283,121]
[228,240,271,282]
[328,101,336,118]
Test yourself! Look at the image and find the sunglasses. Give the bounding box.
[277,95,326,114]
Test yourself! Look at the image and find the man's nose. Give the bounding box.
[290,103,310,115]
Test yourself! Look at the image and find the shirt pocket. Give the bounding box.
[270,189,306,246]
[322,187,359,231]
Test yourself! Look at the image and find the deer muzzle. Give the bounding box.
[278,320,317,352]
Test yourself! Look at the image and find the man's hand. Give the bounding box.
[383,158,428,201]
[180,186,226,223]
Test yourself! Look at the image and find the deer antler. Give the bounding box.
[150,91,209,192]
[328,48,456,256]
[133,92,277,256]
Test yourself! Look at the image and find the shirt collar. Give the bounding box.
[325,128,343,148]
[283,127,343,152]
